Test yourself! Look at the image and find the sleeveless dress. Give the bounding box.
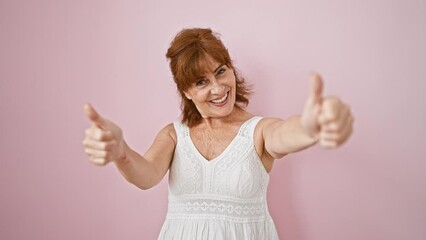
[158,116,279,240]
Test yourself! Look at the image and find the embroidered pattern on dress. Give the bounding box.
[169,123,203,194]
[167,194,268,223]
[169,117,270,221]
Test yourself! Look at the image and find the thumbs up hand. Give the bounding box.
[82,103,126,165]
[301,73,354,148]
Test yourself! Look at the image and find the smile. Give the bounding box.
[210,92,229,105]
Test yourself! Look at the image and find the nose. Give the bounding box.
[210,78,225,95]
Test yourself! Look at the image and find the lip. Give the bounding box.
[209,91,229,106]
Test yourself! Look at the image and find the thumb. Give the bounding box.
[309,72,323,106]
[83,103,106,129]
[301,73,324,138]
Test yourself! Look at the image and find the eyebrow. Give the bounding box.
[213,64,225,73]
[196,64,226,80]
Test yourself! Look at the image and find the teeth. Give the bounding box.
[211,93,228,103]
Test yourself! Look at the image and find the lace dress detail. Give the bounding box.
[158,117,279,240]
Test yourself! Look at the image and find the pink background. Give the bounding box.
[1,0,425,239]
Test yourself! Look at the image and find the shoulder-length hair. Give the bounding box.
[166,28,251,127]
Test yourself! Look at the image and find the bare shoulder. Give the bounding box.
[143,123,177,164]
[254,117,284,143]
[256,117,283,135]
[142,123,177,180]
[157,123,177,146]
[253,117,284,172]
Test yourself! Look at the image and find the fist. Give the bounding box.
[82,103,126,165]
[301,73,354,148]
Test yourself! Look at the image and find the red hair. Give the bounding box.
[166,28,251,127]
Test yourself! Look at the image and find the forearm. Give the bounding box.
[267,115,318,156]
[113,142,163,190]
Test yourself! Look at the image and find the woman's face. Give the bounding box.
[184,57,236,119]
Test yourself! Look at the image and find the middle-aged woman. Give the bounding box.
[82,28,354,239]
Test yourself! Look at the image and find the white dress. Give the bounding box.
[158,116,279,240]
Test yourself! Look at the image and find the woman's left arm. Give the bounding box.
[262,73,354,159]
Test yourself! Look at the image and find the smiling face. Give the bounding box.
[166,28,252,127]
[184,56,236,119]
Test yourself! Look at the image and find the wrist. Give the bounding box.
[299,116,320,145]
[115,140,130,164]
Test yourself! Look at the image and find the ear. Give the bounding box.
[184,91,192,100]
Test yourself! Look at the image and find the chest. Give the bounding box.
[189,126,239,161]
[170,123,269,197]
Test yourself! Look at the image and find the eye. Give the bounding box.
[195,79,207,86]
[216,68,226,76]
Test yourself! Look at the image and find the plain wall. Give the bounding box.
[1,0,425,239]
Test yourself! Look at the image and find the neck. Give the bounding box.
[199,107,250,129]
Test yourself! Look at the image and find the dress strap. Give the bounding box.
[238,116,263,140]
[173,121,189,142]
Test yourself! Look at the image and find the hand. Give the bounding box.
[301,73,354,148]
[82,103,126,165]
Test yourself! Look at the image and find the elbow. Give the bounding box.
[120,163,166,190]
[128,179,155,190]
[136,184,154,191]
[127,175,159,191]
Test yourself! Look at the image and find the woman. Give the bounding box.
[82,28,353,239]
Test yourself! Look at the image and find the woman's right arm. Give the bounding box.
[82,104,176,190]
[115,124,176,189]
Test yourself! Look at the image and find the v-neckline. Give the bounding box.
[187,116,255,163]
